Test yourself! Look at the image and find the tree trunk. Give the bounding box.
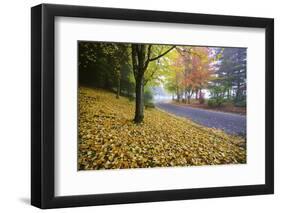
[176,87,180,102]
[184,91,188,104]
[134,77,144,123]
[127,84,130,97]
[187,95,191,104]
[187,90,193,104]
[131,44,175,123]
[235,79,241,102]
[227,89,230,100]
[116,76,121,99]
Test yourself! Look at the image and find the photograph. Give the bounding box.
[78,42,247,170]
[29,3,274,209]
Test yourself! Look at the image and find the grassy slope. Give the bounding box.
[78,87,246,170]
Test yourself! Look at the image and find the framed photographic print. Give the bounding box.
[31,3,274,209]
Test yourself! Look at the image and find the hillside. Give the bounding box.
[78,87,246,170]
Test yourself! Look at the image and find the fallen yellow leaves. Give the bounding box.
[78,87,246,170]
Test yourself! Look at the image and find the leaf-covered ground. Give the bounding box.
[78,87,246,170]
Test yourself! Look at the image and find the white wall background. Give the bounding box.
[0,0,279,212]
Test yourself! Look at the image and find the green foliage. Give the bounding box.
[144,88,154,106]
[208,85,227,107]
[145,102,155,109]
[215,48,247,103]
[234,100,246,107]
[209,85,226,96]
[78,42,134,96]
[208,97,225,107]
[143,88,155,108]
[207,99,216,107]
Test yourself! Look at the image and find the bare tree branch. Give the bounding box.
[131,44,138,78]
[149,46,176,62]
[176,46,202,59]
[144,45,152,70]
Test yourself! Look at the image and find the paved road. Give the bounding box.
[156,102,246,136]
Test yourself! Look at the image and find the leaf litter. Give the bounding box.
[78,87,246,170]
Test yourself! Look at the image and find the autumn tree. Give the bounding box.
[186,47,213,103]
[165,46,213,104]
[131,44,175,123]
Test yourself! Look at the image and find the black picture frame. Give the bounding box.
[31,3,274,209]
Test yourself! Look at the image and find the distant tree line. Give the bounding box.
[164,47,247,107]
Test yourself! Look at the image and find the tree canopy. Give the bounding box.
[78,41,247,122]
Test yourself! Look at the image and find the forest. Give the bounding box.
[78,42,247,170]
[79,42,246,122]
